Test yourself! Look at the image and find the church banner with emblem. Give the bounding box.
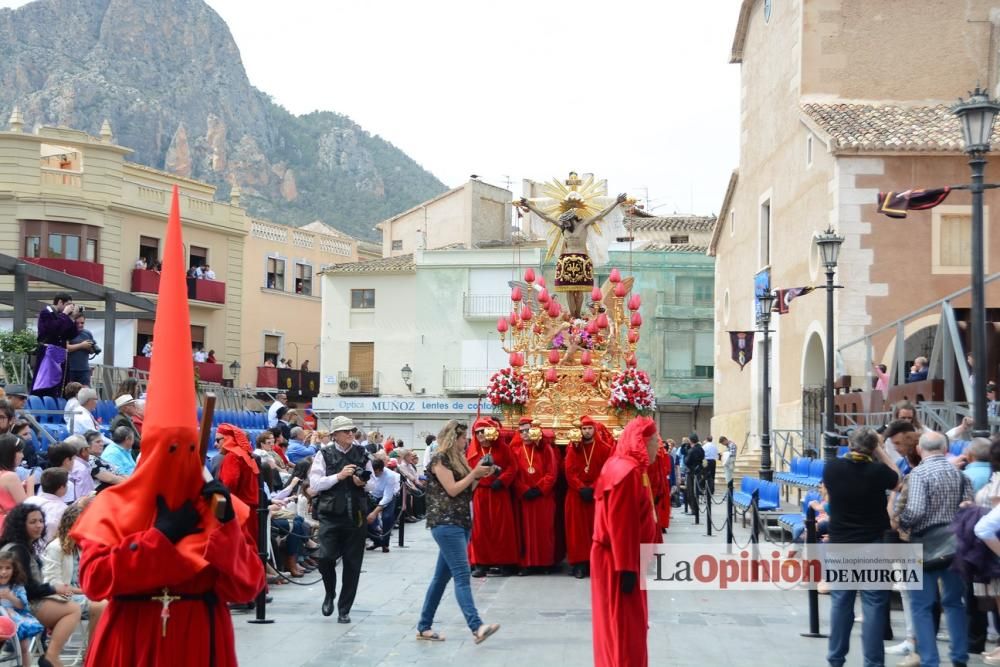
[729,331,755,371]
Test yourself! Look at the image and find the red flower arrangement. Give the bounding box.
[487,367,529,408]
[608,368,655,416]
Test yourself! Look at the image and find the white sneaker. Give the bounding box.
[885,640,914,656]
[895,653,920,667]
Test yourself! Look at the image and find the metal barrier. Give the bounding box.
[800,506,827,638]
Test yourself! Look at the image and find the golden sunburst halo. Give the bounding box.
[522,172,615,261]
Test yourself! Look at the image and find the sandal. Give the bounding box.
[473,623,500,644]
[416,630,445,641]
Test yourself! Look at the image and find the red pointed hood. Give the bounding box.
[73,186,232,568]
[598,416,657,489]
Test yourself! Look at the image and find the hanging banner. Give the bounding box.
[774,286,816,314]
[876,187,950,219]
[729,331,755,371]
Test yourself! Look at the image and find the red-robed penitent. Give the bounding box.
[72,186,265,667]
[217,424,260,549]
[650,440,672,532]
[564,416,613,565]
[591,416,659,667]
[511,426,558,567]
[467,417,520,567]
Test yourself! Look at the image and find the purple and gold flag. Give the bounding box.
[774,286,816,315]
[729,331,755,371]
[876,187,951,219]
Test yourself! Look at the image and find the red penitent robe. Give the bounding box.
[467,439,520,566]
[651,445,672,531]
[564,437,612,564]
[591,436,658,667]
[511,437,558,567]
[79,518,264,667]
[218,428,260,550]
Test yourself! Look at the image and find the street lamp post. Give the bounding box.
[815,229,845,461]
[757,289,776,481]
[401,363,413,392]
[953,86,1000,438]
[229,360,241,388]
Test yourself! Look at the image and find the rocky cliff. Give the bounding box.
[0,0,446,239]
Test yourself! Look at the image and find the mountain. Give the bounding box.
[0,0,446,239]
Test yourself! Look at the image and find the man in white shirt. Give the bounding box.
[422,434,438,468]
[193,348,207,363]
[142,339,153,358]
[702,436,719,494]
[308,416,373,622]
[203,265,216,280]
[24,467,69,546]
[267,393,287,428]
[365,458,400,553]
[71,388,101,437]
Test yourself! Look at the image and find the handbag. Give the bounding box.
[914,523,956,570]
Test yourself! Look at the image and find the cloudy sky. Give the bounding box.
[2,0,742,215]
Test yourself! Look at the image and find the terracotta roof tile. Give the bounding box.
[322,253,414,274]
[802,103,998,153]
[624,215,716,232]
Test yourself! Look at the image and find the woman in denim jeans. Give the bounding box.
[416,420,500,644]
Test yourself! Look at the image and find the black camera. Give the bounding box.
[354,467,372,482]
[480,454,502,475]
[90,343,101,356]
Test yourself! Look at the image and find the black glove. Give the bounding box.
[490,479,504,491]
[154,495,203,544]
[201,480,235,524]
[523,487,542,500]
[620,571,637,594]
[578,487,594,502]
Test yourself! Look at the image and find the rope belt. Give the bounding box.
[113,589,218,666]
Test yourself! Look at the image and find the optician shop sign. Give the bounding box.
[312,396,483,415]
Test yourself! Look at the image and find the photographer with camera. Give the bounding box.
[365,458,400,553]
[66,312,98,387]
[307,415,373,623]
[31,293,79,398]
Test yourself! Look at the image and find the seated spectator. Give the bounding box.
[70,388,100,438]
[790,483,828,546]
[962,438,994,494]
[103,427,136,477]
[822,426,900,667]
[395,448,426,521]
[0,435,29,524]
[254,431,288,481]
[3,386,27,417]
[285,427,317,464]
[131,399,145,440]
[906,356,929,383]
[0,504,81,667]
[68,433,96,499]
[81,430,125,491]
[109,395,141,454]
[113,378,138,402]
[9,420,40,482]
[269,426,292,468]
[0,548,45,662]
[42,499,106,648]
[61,382,83,428]
[317,431,331,448]
[895,431,973,667]
[0,401,12,435]
[24,468,69,546]
[383,437,396,456]
[46,441,79,503]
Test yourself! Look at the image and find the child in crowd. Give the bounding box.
[0,549,44,660]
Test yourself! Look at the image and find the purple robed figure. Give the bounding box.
[31,304,76,397]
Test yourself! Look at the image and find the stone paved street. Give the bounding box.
[233,507,929,667]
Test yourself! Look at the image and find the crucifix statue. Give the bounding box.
[517,172,626,318]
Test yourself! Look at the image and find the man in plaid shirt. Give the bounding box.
[896,431,973,667]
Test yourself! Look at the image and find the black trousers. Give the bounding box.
[317,520,367,615]
[704,461,717,494]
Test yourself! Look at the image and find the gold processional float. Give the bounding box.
[483,172,655,445]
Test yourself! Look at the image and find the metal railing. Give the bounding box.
[0,353,30,385]
[463,294,511,319]
[442,368,490,394]
[336,371,380,396]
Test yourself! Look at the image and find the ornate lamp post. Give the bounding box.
[757,289,777,480]
[953,86,1000,437]
[229,360,241,387]
[815,228,845,461]
[401,363,413,392]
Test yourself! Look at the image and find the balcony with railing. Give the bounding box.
[129,269,226,305]
[463,294,511,319]
[22,257,103,283]
[40,167,82,189]
[655,291,713,319]
[656,367,714,401]
[442,368,491,394]
[336,371,381,396]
